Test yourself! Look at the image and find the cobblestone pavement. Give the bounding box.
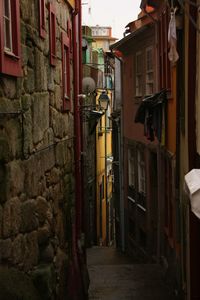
[87,247,177,300]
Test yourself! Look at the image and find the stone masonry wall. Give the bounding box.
[0,1,75,299]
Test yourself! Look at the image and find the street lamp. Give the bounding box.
[98,90,110,245]
[98,90,110,111]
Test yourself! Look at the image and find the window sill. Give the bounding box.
[4,50,20,61]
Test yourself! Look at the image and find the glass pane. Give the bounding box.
[4,19,11,49]
[4,0,10,18]
[3,0,12,52]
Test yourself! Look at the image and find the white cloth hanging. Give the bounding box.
[168,10,179,63]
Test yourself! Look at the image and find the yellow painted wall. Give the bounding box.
[96,89,113,245]
[66,0,75,9]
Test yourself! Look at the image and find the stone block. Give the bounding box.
[0,136,10,162]
[39,243,54,263]
[23,231,39,271]
[22,45,28,67]
[47,68,55,92]
[50,107,62,138]
[24,67,35,94]
[7,160,25,197]
[0,97,21,113]
[43,128,54,148]
[39,147,56,173]
[0,238,12,262]
[23,108,33,157]
[24,157,41,198]
[5,118,22,159]
[54,248,69,300]
[0,266,41,300]
[54,60,62,85]
[12,234,25,265]
[50,167,61,185]
[21,200,39,233]
[0,78,17,99]
[3,197,21,238]
[37,225,51,246]
[55,212,65,247]
[35,196,49,225]
[21,94,31,111]
[35,49,47,92]
[0,205,2,238]
[49,183,63,214]
[31,264,56,300]
[54,248,68,275]
[20,0,36,27]
[20,21,27,44]
[32,93,49,145]
[54,85,62,111]
[22,45,34,69]
[56,39,62,60]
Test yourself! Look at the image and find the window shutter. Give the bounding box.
[0,0,22,76]
[39,0,46,38]
[49,3,56,66]
[62,32,71,111]
[67,19,72,58]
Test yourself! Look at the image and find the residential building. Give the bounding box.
[82,25,115,247]
[111,0,182,295]
[0,1,86,299]
[91,25,117,52]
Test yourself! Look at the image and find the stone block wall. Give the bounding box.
[0,1,75,299]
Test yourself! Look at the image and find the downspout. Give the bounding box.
[78,0,85,248]
[119,61,125,252]
[67,2,85,299]
[73,2,82,241]
[115,54,125,252]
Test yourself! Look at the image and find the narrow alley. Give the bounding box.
[87,247,178,300]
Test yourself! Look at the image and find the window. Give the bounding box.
[128,149,135,188]
[3,0,12,52]
[0,0,21,76]
[39,0,46,38]
[135,51,143,97]
[62,32,71,111]
[145,47,154,95]
[138,149,146,194]
[49,3,56,66]
[137,149,146,209]
[67,20,72,57]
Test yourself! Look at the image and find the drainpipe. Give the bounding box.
[67,2,85,299]
[112,53,125,252]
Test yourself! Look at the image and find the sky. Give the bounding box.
[82,0,142,40]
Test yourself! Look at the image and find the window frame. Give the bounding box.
[145,46,154,96]
[137,149,146,195]
[128,149,135,188]
[3,0,13,52]
[49,2,56,66]
[39,0,46,39]
[0,0,22,77]
[135,51,143,97]
[67,19,72,58]
[62,32,71,111]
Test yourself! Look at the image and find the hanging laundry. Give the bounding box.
[135,90,167,143]
[168,9,179,63]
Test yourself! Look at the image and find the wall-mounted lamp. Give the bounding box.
[98,91,110,111]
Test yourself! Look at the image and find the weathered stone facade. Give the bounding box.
[0,1,76,299]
